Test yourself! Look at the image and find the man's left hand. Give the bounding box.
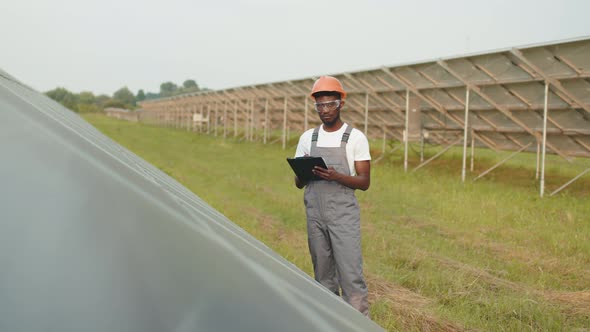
[312,166,341,181]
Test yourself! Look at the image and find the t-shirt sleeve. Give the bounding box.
[294,130,312,157]
[353,130,371,161]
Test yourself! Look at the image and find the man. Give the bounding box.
[294,76,371,316]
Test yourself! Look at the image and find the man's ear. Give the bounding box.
[340,100,346,108]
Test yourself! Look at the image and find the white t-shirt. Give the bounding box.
[294,123,371,176]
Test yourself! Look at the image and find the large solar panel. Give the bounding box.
[0,71,383,331]
[140,36,590,159]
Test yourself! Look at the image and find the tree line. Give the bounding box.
[45,79,207,113]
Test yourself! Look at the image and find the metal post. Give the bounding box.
[364,92,369,135]
[250,99,255,141]
[186,107,190,131]
[244,100,249,140]
[223,101,228,138]
[234,101,238,137]
[282,98,288,150]
[536,140,540,180]
[214,102,218,136]
[264,99,269,144]
[470,129,475,172]
[382,128,386,155]
[199,105,203,133]
[206,104,211,134]
[187,107,191,131]
[420,134,424,163]
[461,88,470,182]
[540,82,549,197]
[404,89,410,172]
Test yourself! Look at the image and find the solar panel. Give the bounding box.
[138,37,589,195]
[0,71,383,331]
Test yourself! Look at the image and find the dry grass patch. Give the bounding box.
[544,290,590,317]
[367,274,470,332]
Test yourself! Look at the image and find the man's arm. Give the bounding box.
[311,160,370,191]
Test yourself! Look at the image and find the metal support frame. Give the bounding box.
[382,129,386,155]
[374,143,402,164]
[199,104,204,133]
[540,82,549,197]
[535,140,540,180]
[137,40,590,198]
[550,167,590,196]
[473,143,533,182]
[223,101,228,138]
[206,104,211,134]
[420,135,424,163]
[437,60,571,161]
[264,99,269,144]
[244,99,250,140]
[404,89,410,172]
[462,88,470,182]
[511,48,590,117]
[412,137,463,173]
[470,129,475,172]
[233,101,238,137]
[249,99,254,141]
[214,102,218,137]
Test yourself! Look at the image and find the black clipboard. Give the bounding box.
[286,156,328,182]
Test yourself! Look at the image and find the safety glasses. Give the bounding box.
[314,100,341,112]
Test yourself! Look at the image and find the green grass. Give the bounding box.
[84,114,590,331]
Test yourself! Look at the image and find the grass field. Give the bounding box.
[84,114,590,331]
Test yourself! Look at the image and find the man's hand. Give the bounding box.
[294,176,307,189]
[311,161,370,191]
[312,166,342,181]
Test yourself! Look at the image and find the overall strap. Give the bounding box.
[311,127,320,149]
[340,125,353,148]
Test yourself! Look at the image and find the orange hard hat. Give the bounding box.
[310,76,347,100]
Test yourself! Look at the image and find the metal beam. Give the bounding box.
[412,137,463,173]
[510,48,590,116]
[540,82,549,197]
[404,90,410,172]
[550,166,590,196]
[437,59,571,161]
[473,143,533,182]
[462,88,470,182]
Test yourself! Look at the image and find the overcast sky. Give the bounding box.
[2,0,589,96]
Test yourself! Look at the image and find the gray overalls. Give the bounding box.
[304,125,369,315]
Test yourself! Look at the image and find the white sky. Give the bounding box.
[2,0,589,96]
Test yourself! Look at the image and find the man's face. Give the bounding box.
[314,95,344,126]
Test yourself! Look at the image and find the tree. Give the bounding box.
[145,92,160,100]
[160,81,178,97]
[103,99,127,109]
[182,79,198,90]
[113,86,136,107]
[78,91,96,105]
[95,94,111,107]
[136,89,146,102]
[45,87,79,111]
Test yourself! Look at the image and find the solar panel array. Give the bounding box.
[140,37,590,159]
[0,68,383,332]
